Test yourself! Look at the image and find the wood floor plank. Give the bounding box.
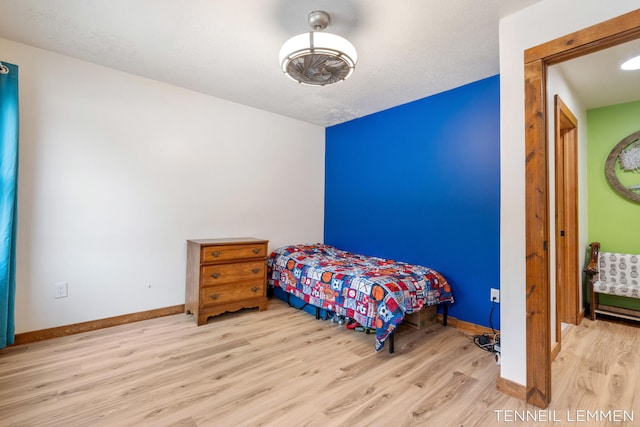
[2,299,640,426]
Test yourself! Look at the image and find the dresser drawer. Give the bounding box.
[201,260,265,286]
[200,280,265,308]
[201,243,266,263]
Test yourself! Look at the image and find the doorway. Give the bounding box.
[524,9,640,409]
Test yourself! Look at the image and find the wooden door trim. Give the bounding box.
[555,96,578,129]
[524,9,640,409]
[554,95,579,331]
[524,11,640,64]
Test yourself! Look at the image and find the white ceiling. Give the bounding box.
[553,38,640,111]
[0,1,638,127]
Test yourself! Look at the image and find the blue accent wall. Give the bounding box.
[324,75,500,330]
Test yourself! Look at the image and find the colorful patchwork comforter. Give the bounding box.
[267,244,454,351]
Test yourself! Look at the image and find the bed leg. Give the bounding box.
[442,303,448,326]
[315,306,320,320]
[388,332,395,354]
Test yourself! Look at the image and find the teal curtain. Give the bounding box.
[0,61,18,348]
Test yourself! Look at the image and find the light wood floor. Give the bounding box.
[1,299,639,427]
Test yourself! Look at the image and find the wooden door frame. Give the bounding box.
[524,9,640,409]
[554,94,579,334]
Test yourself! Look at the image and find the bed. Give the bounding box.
[267,243,454,352]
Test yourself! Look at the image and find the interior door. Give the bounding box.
[554,95,579,332]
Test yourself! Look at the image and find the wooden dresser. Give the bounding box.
[185,237,269,325]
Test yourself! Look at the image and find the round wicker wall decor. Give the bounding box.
[605,130,640,204]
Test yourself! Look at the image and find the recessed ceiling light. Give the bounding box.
[621,54,640,70]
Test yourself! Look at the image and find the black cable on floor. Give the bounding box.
[489,299,497,335]
[473,298,499,354]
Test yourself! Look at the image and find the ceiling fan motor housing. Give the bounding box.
[279,10,357,85]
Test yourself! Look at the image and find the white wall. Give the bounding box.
[499,1,639,386]
[1,38,325,333]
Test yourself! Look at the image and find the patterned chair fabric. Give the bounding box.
[594,252,640,298]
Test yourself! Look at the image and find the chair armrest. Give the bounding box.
[584,241,600,277]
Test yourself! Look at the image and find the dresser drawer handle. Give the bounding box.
[252,248,261,254]
[209,293,220,300]
[210,251,222,257]
[210,272,221,279]
[251,287,259,293]
[251,268,261,274]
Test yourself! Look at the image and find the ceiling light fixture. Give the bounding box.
[279,10,357,86]
[621,54,640,70]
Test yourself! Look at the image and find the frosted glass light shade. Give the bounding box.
[621,54,640,71]
[279,31,358,85]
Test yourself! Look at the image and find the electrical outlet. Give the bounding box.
[490,288,500,303]
[55,282,68,299]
